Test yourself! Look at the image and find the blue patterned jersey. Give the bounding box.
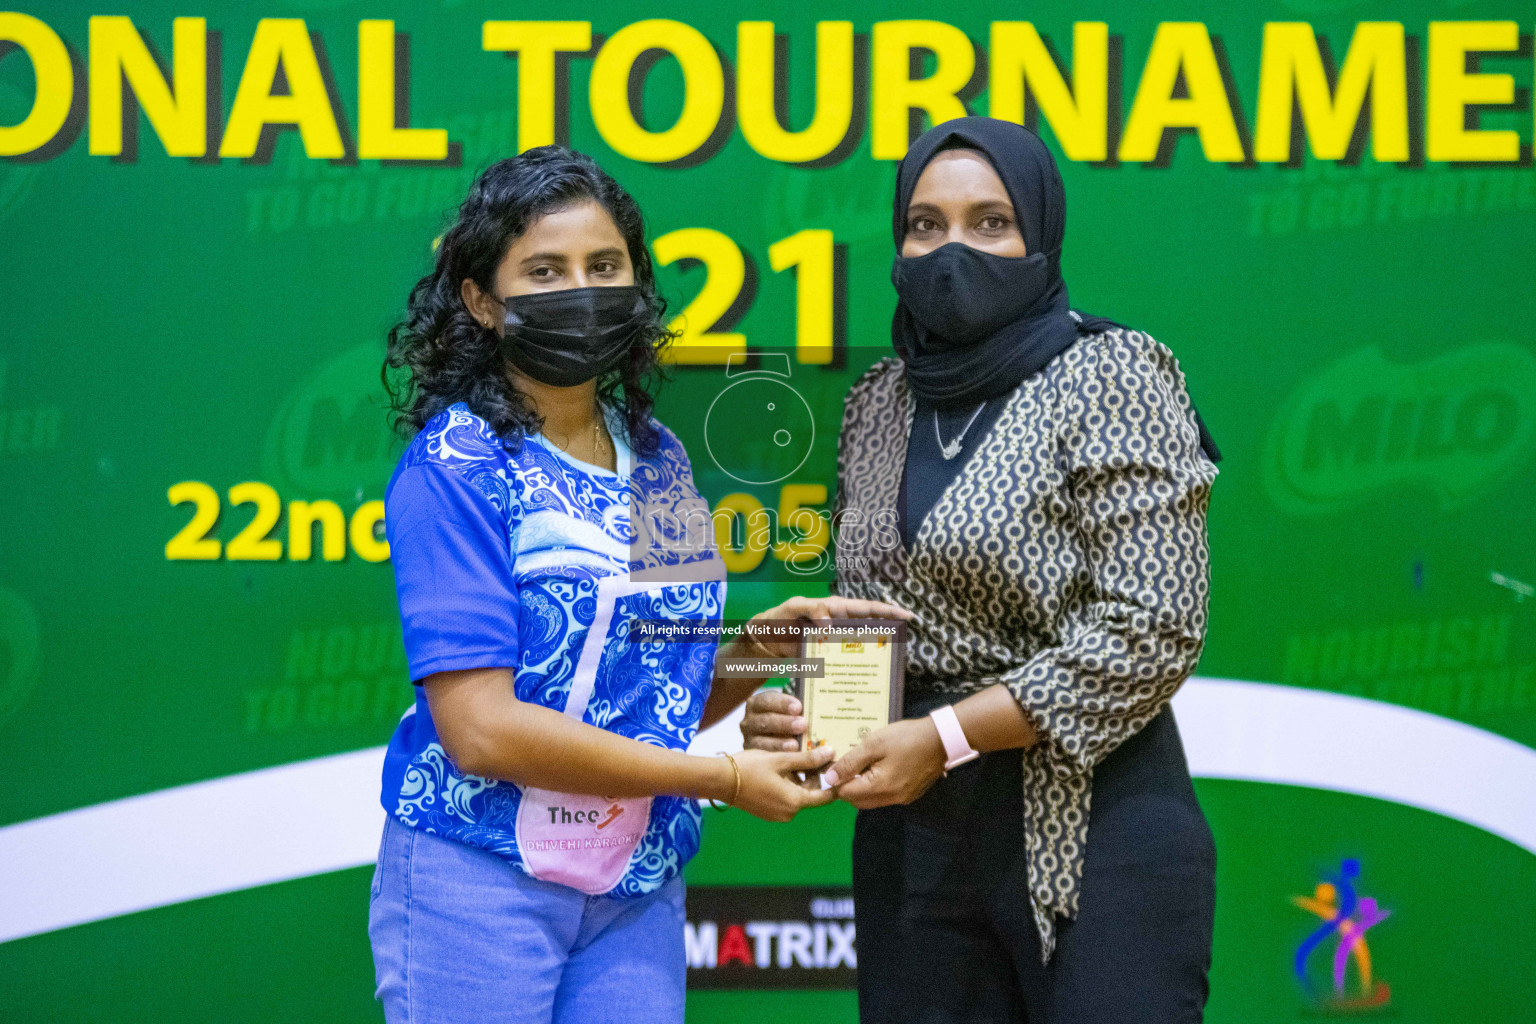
[380,402,726,898]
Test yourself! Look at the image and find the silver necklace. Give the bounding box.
[934,402,987,460]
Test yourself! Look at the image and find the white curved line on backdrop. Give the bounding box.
[1,677,1532,945]
[1172,677,1536,854]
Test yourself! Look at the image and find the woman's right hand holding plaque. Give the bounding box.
[738,598,913,759]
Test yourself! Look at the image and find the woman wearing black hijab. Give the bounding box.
[742,117,1222,1022]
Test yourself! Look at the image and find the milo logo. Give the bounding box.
[263,343,397,498]
[0,587,41,725]
[1265,343,1536,513]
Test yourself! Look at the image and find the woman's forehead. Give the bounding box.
[518,200,625,245]
[908,149,1011,204]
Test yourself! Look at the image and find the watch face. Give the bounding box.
[703,374,817,484]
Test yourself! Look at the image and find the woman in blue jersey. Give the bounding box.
[370,146,908,1024]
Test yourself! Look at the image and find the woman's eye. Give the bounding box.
[980,215,1009,231]
[530,266,556,279]
[910,217,938,233]
[593,260,618,275]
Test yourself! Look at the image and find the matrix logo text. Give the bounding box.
[685,887,857,990]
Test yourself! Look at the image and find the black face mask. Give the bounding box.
[501,285,649,387]
[891,242,1054,350]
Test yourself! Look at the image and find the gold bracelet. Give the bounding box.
[712,752,742,810]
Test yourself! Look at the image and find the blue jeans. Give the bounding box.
[368,815,686,1024]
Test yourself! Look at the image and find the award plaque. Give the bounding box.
[793,619,906,758]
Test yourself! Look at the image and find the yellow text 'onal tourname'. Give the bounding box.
[2,15,1534,165]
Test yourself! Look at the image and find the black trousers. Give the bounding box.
[852,704,1216,1024]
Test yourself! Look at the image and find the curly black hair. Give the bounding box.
[383,146,673,455]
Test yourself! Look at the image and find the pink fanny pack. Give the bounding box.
[515,788,650,895]
[514,576,659,895]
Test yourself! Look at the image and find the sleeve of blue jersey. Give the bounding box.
[385,462,521,683]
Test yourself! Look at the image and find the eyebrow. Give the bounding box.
[970,199,1016,215]
[518,246,628,268]
[519,251,569,268]
[905,199,1016,217]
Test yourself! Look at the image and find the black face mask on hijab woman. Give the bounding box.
[890,117,1081,408]
[501,284,651,388]
[893,242,1057,348]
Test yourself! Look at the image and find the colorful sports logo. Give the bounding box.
[1292,858,1392,1012]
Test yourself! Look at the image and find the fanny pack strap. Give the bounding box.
[563,559,731,721]
[562,575,672,721]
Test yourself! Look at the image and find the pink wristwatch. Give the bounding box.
[929,705,980,772]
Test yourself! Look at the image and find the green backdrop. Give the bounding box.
[2,2,1534,1021]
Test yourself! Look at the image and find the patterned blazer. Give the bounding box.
[831,326,1219,960]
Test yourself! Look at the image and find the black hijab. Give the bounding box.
[890,117,1221,462]
[890,117,1080,408]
